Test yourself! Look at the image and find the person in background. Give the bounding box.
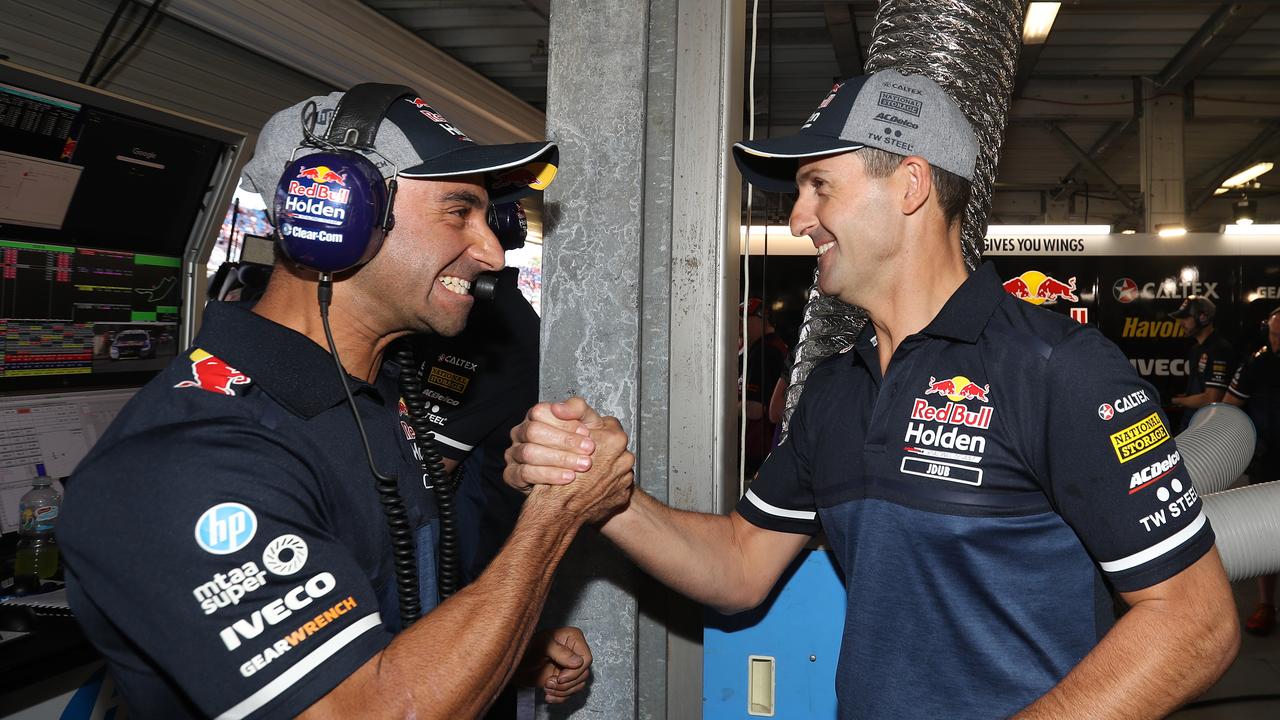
[1170,296,1237,430]
[1225,305,1280,636]
[738,298,789,476]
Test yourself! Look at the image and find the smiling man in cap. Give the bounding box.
[61,87,635,719]
[508,68,1238,718]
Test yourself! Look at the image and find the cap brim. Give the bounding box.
[1168,309,1191,319]
[400,141,559,203]
[733,135,864,192]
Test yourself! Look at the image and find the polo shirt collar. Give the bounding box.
[920,261,1003,344]
[193,301,379,419]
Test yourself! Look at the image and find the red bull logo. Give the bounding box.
[288,166,350,204]
[296,165,346,186]
[924,375,991,403]
[409,97,469,140]
[174,349,251,396]
[1002,271,1078,305]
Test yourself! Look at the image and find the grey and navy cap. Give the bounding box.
[733,69,978,192]
[241,91,558,204]
[1170,296,1216,321]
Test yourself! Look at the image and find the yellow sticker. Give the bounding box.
[427,366,469,394]
[1109,411,1169,463]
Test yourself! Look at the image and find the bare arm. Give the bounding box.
[767,378,787,425]
[1223,392,1245,408]
[601,492,808,614]
[1173,387,1226,410]
[1014,549,1239,719]
[300,419,634,719]
[506,399,808,615]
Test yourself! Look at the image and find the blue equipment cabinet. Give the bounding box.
[704,548,847,718]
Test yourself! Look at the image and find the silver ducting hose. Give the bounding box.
[778,0,1023,441]
[779,270,865,437]
[864,0,1023,271]
[1204,484,1280,582]
[1178,403,1256,495]
[1174,403,1280,582]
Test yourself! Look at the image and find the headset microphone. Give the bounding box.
[472,201,529,301]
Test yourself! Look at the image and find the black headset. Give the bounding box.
[271,83,411,274]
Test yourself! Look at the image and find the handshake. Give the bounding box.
[502,397,637,526]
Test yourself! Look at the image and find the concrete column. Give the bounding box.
[1140,78,1186,231]
[538,0,743,716]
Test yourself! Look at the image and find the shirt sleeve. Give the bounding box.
[61,419,393,719]
[1228,354,1256,400]
[1205,342,1236,390]
[735,375,820,535]
[1040,327,1214,593]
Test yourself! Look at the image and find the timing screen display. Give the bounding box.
[0,239,179,379]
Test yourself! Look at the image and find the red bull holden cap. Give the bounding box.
[242,91,558,205]
[1169,296,1216,321]
[732,69,978,192]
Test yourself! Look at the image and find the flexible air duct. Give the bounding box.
[1178,403,1256,495]
[778,0,1023,439]
[1203,483,1280,582]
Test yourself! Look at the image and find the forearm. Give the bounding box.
[600,490,768,613]
[1177,389,1224,409]
[1014,592,1237,718]
[316,497,578,718]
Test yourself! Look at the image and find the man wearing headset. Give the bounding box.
[507,70,1239,718]
[60,87,635,719]
[1169,295,1237,431]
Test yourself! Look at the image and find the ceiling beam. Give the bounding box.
[1050,118,1135,200]
[822,3,863,77]
[1155,2,1270,89]
[1045,122,1141,212]
[1186,122,1280,211]
[1013,43,1047,99]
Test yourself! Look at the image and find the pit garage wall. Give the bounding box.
[986,232,1280,424]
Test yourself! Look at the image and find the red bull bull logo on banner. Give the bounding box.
[174,349,252,396]
[1002,271,1079,306]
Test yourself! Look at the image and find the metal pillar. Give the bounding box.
[1140,78,1185,231]
[538,0,743,716]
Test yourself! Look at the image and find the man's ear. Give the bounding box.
[899,156,932,216]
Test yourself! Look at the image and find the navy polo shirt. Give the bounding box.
[737,262,1214,720]
[61,301,439,720]
[1229,343,1280,478]
[1179,331,1236,430]
[410,269,538,582]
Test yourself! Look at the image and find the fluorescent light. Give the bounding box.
[985,224,1110,236]
[1214,187,1229,196]
[1224,224,1280,236]
[1156,225,1187,238]
[1023,2,1062,44]
[1121,229,1137,235]
[1221,161,1274,188]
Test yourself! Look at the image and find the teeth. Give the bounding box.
[440,276,472,295]
[816,242,834,257]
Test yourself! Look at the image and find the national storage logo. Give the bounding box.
[1109,412,1170,464]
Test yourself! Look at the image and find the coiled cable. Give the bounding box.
[395,345,460,599]
[317,277,421,628]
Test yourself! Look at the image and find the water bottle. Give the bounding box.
[13,474,60,594]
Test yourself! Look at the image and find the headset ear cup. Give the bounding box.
[273,150,387,273]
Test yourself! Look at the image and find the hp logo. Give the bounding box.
[194,503,257,555]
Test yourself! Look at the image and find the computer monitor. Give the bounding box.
[0,61,244,393]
